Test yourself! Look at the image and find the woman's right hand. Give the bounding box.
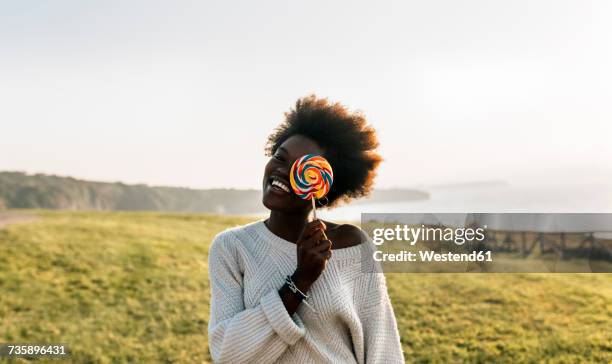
[292,219,332,292]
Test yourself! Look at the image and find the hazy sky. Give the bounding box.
[1,0,611,189]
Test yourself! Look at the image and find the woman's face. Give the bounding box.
[262,134,325,213]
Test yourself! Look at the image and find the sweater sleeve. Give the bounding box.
[207,232,306,363]
[361,272,405,364]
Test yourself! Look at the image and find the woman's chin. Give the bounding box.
[262,192,287,211]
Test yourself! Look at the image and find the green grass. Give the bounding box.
[0,211,611,363]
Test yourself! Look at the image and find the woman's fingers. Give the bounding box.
[319,242,332,260]
[305,241,332,260]
[301,235,332,255]
[315,239,332,252]
[301,219,327,239]
[313,239,332,261]
[300,229,324,247]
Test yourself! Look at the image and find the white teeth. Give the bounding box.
[271,179,290,192]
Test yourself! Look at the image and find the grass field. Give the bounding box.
[0,211,611,363]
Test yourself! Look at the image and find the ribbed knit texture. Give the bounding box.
[208,220,404,363]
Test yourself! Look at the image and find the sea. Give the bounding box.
[317,183,612,222]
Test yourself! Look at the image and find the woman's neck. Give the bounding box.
[266,209,311,243]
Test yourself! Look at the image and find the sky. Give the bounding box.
[1,0,611,190]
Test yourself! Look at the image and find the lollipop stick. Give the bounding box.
[311,198,317,220]
[311,198,330,244]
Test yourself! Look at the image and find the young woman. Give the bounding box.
[208,96,404,363]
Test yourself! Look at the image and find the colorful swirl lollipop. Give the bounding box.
[290,154,334,203]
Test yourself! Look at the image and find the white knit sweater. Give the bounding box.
[207,220,404,363]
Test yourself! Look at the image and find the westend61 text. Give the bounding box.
[371,224,486,246]
[373,250,493,262]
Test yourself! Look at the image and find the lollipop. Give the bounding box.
[290,154,333,220]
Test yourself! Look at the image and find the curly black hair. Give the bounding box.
[265,95,382,207]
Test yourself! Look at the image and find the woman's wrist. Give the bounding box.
[278,270,316,316]
[291,270,313,293]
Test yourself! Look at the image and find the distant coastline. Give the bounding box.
[0,171,429,214]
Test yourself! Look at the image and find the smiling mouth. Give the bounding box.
[269,177,291,193]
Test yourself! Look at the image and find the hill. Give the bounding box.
[0,171,428,214]
[0,211,610,362]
